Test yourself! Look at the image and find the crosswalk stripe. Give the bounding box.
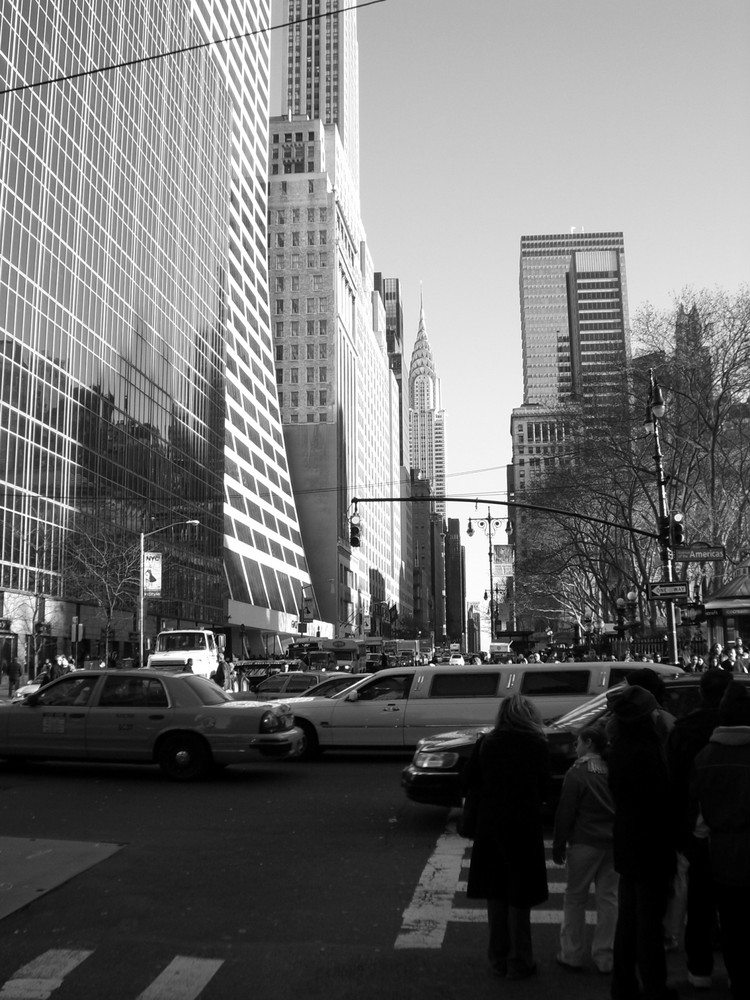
[0,948,93,1000]
[449,907,598,925]
[394,829,467,949]
[134,957,224,1000]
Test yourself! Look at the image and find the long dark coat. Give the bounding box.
[464,729,550,908]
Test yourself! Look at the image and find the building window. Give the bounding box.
[319,390,327,406]
[275,300,284,314]
[307,208,315,223]
[292,207,300,222]
[291,253,300,268]
[275,368,283,384]
[319,319,327,336]
[312,274,322,291]
[319,297,327,311]
[275,346,284,361]
[307,253,316,267]
[308,180,314,193]
[319,253,327,267]
[290,321,299,337]
[319,231,327,245]
[275,277,284,292]
[292,231,300,246]
[275,233,285,248]
[319,343,327,359]
[275,255,284,268]
[307,390,315,406]
[291,275,300,291]
[306,297,315,312]
[306,367,315,382]
[319,208,327,222]
[275,322,284,337]
[306,344,315,359]
[276,210,285,225]
[290,368,299,384]
[306,320,315,336]
[319,367,327,382]
[291,391,299,407]
[307,231,315,245]
[291,299,299,314]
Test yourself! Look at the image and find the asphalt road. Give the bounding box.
[0,751,732,1000]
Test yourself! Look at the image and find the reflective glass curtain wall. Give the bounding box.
[0,1,229,630]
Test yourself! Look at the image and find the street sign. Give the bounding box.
[647,581,690,601]
[673,544,726,562]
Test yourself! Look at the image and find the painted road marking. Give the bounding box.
[0,948,93,1000]
[394,829,467,949]
[135,957,224,1000]
[395,830,598,948]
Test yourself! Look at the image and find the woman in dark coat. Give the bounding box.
[463,693,550,980]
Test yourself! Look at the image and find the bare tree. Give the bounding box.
[63,516,140,663]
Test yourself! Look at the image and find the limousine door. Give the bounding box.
[401,670,511,744]
[324,673,413,747]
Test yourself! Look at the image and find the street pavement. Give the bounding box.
[0,821,731,1000]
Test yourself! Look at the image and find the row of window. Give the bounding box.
[273,253,328,269]
[274,297,328,314]
[275,275,325,292]
[278,390,328,408]
[274,320,328,337]
[275,367,328,384]
[271,207,327,224]
[274,231,327,247]
[275,344,328,360]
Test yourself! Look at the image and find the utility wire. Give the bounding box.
[0,0,387,99]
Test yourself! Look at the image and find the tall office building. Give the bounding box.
[269,2,402,637]
[0,0,313,669]
[408,297,446,516]
[519,231,630,409]
[282,0,360,194]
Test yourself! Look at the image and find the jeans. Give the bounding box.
[684,838,715,978]
[487,898,533,976]
[559,843,619,970]
[611,872,671,1000]
[715,882,750,999]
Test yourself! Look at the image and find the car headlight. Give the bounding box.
[259,709,292,733]
[412,751,460,770]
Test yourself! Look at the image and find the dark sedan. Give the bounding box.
[401,673,744,809]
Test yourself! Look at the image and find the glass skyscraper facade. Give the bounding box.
[1,0,314,666]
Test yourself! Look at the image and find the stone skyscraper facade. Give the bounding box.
[270,2,403,637]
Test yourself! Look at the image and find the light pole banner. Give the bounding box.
[144,552,162,597]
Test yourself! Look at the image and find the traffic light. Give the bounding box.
[658,515,671,548]
[349,514,361,547]
[670,512,685,547]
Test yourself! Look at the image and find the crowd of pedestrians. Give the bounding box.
[460,660,749,999]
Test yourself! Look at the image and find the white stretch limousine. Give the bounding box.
[274,661,683,758]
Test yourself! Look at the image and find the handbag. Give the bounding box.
[456,788,480,838]
[456,735,485,838]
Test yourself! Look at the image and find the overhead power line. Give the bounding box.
[0,0,387,99]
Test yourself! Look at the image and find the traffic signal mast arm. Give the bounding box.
[351,495,661,539]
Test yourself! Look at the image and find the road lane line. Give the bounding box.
[135,957,224,1000]
[395,829,467,949]
[0,948,93,1000]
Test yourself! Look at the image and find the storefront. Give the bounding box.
[704,560,750,648]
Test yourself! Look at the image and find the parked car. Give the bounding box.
[242,671,343,701]
[298,674,369,698]
[0,670,303,780]
[400,671,747,809]
[272,661,683,760]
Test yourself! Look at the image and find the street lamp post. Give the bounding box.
[139,519,199,668]
[644,370,679,664]
[467,509,504,644]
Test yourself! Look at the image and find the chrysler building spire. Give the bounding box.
[408,292,446,514]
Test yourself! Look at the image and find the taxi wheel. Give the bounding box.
[294,720,321,761]
[157,734,212,780]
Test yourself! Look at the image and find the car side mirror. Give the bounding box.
[344,691,359,702]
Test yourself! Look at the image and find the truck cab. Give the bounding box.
[146,629,224,679]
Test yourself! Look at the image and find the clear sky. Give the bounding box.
[271,0,750,598]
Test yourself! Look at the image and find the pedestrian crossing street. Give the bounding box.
[0,951,224,1000]
[395,829,595,949]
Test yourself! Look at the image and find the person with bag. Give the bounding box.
[462,694,550,980]
[553,724,618,974]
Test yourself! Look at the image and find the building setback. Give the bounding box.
[0,0,313,668]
